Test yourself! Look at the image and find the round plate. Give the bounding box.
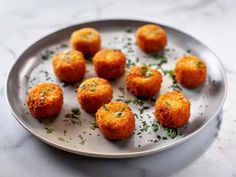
[5,19,227,158]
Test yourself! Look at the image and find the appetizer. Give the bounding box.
[26,82,63,119]
[96,101,135,140]
[52,49,86,83]
[77,77,113,113]
[93,49,126,79]
[154,90,191,128]
[174,55,207,89]
[136,24,167,53]
[126,65,162,98]
[70,27,101,57]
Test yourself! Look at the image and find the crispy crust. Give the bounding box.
[26,82,63,119]
[155,90,191,128]
[174,55,207,89]
[136,24,167,53]
[70,28,101,57]
[93,49,126,79]
[52,49,86,83]
[77,77,113,113]
[126,65,162,98]
[96,101,135,140]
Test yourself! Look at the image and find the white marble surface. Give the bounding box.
[0,0,235,176]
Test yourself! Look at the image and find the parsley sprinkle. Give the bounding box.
[45,127,55,134]
[151,124,159,132]
[142,121,150,132]
[165,101,171,107]
[72,107,81,115]
[78,135,86,145]
[115,111,124,117]
[61,43,68,48]
[58,137,65,142]
[90,122,98,130]
[126,28,132,33]
[103,105,109,111]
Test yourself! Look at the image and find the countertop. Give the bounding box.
[0,0,235,176]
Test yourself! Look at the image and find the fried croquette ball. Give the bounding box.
[52,49,86,83]
[93,49,126,79]
[136,24,167,53]
[126,65,162,98]
[96,101,135,140]
[70,28,101,57]
[155,90,190,128]
[174,55,207,89]
[77,78,113,113]
[26,82,63,119]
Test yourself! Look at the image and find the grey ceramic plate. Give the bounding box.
[5,19,227,158]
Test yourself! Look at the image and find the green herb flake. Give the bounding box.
[165,101,171,107]
[151,124,159,132]
[72,107,81,115]
[61,43,68,48]
[103,104,109,111]
[78,135,86,145]
[126,28,132,33]
[58,137,65,142]
[45,127,55,134]
[139,106,150,114]
[196,61,204,68]
[115,111,124,118]
[79,84,86,89]
[133,98,144,106]
[145,70,152,77]
[142,121,150,132]
[166,128,178,139]
[90,88,96,92]
[90,122,98,130]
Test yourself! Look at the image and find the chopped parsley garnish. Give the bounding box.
[90,122,98,130]
[61,43,68,48]
[72,107,81,115]
[133,98,144,106]
[165,101,171,107]
[168,129,178,139]
[115,111,124,117]
[138,106,149,114]
[78,135,86,145]
[61,83,69,87]
[141,121,150,132]
[196,61,204,68]
[103,104,109,111]
[90,88,96,92]
[145,70,152,77]
[79,84,86,89]
[42,50,54,60]
[58,137,65,142]
[151,124,159,132]
[45,127,55,134]
[64,107,81,125]
[126,28,132,33]
[164,127,178,139]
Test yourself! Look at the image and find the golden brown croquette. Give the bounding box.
[126,65,162,98]
[26,82,63,119]
[77,77,113,113]
[155,90,191,128]
[70,28,101,57]
[52,49,86,83]
[96,101,135,140]
[93,49,126,79]
[136,24,167,53]
[174,55,207,89]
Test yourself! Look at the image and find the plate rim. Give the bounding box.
[4,18,228,158]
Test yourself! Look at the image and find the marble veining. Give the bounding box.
[0,0,235,176]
